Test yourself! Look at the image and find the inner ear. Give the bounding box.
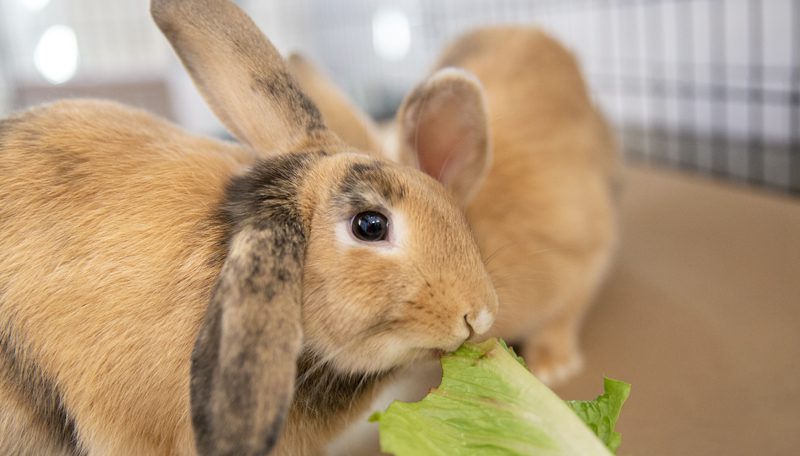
[398,69,491,206]
[408,89,485,184]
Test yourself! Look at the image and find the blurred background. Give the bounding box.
[1,2,799,455]
[0,0,797,192]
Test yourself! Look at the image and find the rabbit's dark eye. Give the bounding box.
[351,211,388,242]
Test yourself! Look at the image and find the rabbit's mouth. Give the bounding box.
[415,345,464,362]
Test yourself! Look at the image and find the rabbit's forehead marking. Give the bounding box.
[336,161,407,208]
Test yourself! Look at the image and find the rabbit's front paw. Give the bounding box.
[523,327,583,386]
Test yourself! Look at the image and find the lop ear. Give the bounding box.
[394,68,492,206]
[151,0,336,152]
[287,53,383,155]
[191,222,305,455]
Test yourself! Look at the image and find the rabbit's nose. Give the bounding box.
[465,308,494,337]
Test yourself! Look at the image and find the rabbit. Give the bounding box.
[286,54,384,156]
[0,0,498,455]
[289,26,618,386]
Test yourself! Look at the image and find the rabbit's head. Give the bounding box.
[299,153,497,373]
[151,0,496,453]
[290,57,494,209]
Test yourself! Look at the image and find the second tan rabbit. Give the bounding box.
[291,26,618,385]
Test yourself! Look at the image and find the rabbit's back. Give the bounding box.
[440,27,618,367]
[0,100,248,454]
[440,28,589,117]
[438,26,616,171]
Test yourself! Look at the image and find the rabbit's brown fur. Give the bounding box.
[434,27,618,383]
[288,55,383,155]
[0,102,243,455]
[0,1,498,454]
[291,27,618,385]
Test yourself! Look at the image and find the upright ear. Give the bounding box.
[151,0,336,152]
[190,222,306,455]
[287,53,383,155]
[394,68,492,206]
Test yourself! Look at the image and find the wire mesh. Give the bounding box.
[292,0,799,193]
[0,0,796,193]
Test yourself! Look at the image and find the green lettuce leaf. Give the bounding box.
[566,377,631,453]
[371,338,629,456]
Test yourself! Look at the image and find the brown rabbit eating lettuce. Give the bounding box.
[0,1,498,455]
[290,26,619,386]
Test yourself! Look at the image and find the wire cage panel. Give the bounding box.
[0,0,797,193]
[286,0,799,193]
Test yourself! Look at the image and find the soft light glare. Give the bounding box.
[34,25,79,85]
[18,0,51,12]
[372,8,411,62]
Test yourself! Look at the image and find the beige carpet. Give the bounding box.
[556,165,800,455]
